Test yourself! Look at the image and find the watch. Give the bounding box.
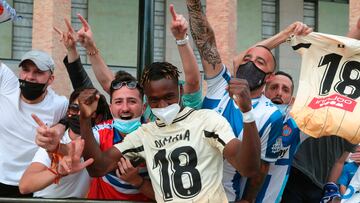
[175,34,189,46]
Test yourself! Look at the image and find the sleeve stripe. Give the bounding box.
[204,130,226,146]
[292,43,311,50]
[122,145,144,155]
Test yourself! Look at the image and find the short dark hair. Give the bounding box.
[140,62,180,88]
[69,89,82,104]
[255,45,277,71]
[110,71,144,102]
[275,70,294,93]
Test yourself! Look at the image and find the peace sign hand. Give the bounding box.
[57,137,94,176]
[53,18,77,51]
[169,4,188,40]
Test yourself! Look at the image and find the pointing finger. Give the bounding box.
[169,4,177,21]
[53,26,62,36]
[64,18,75,33]
[32,114,46,127]
[77,14,89,32]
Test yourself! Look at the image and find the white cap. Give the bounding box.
[19,50,55,73]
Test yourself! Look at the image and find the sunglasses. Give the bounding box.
[68,103,80,115]
[111,80,138,90]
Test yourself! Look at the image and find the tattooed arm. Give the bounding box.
[186,0,223,78]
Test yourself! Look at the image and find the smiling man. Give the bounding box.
[84,72,153,201]
[74,61,260,202]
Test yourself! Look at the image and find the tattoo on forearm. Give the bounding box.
[186,0,221,70]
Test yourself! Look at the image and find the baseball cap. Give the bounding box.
[19,50,55,73]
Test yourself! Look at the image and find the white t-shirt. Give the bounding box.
[290,32,360,144]
[114,107,235,203]
[33,131,90,198]
[0,62,68,185]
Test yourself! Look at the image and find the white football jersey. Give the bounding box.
[290,32,360,144]
[114,107,235,203]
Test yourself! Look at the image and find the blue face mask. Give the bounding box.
[113,117,141,134]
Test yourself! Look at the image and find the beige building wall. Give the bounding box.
[207,0,237,73]
[2,0,359,98]
[32,0,71,96]
[278,0,304,90]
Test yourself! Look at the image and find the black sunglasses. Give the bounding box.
[111,81,138,90]
[68,103,80,115]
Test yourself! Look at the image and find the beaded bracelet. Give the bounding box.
[87,48,99,56]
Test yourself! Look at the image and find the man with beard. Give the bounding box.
[185,0,310,202]
[0,50,68,197]
[259,71,305,203]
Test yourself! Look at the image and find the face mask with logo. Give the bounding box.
[19,79,47,101]
[113,116,142,134]
[236,61,268,91]
[151,103,181,126]
[68,115,80,135]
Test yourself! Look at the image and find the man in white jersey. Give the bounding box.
[0,50,68,197]
[186,0,311,202]
[73,61,261,203]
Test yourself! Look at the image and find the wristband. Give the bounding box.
[47,167,62,184]
[175,34,189,46]
[87,48,99,56]
[242,109,255,123]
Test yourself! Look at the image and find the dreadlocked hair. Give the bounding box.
[140,62,180,87]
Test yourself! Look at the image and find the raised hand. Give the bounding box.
[76,14,97,52]
[283,21,312,37]
[32,114,62,152]
[58,137,94,175]
[78,88,99,119]
[227,78,252,113]
[53,18,77,51]
[169,4,188,40]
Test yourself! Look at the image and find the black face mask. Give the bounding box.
[67,115,80,135]
[236,61,268,91]
[19,79,47,101]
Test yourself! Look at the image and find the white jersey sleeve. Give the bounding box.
[202,109,236,153]
[114,128,144,160]
[290,32,360,144]
[204,65,230,100]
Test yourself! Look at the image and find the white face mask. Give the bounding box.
[276,104,290,116]
[274,97,294,120]
[151,103,181,126]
